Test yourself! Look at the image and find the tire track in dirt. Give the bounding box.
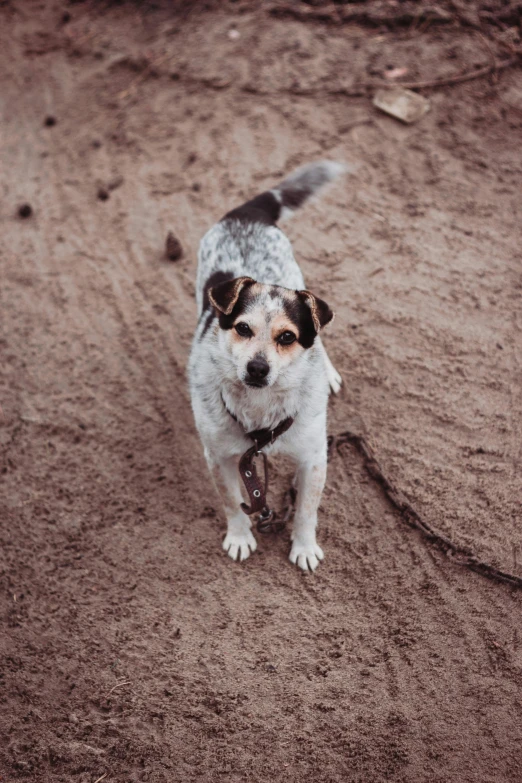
[327,448,522,780]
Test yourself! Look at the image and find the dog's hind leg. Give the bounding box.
[206,450,257,562]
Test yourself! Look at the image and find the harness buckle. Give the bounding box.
[257,506,274,534]
[256,506,287,535]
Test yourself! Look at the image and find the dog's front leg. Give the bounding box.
[290,453,327,572]
[206,450,257,563]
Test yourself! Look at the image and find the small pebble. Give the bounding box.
[44,115,56,127]
[107,175,124,192]
[18,203,33,218]
[166,231,183,261]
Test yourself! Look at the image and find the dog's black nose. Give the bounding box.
[247,357,269,381]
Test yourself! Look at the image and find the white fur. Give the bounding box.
[189,162,344,571]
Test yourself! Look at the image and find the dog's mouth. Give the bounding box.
[244,379,268,389]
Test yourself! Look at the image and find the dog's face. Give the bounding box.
[209,277,333,389]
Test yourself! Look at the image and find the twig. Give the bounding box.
[93,775,107,783]
[243,56,520,100]
[367,55,519,91]
[117,53,175,100]
[477,31,498,73]
[328,431,522,589]
[268,1,454,27]
[479,1,522,27]
[106,680,131,697]
[269,0,522,29]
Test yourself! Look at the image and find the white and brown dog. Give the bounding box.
[189,162,344,571]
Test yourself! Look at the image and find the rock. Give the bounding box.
[502,86,522,112]
[18,203,33,218]
[107,175,124,192]
[384,67,409,80]
[373,88,430,124]
[166,231,183,261]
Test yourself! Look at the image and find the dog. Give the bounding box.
[188,161,344,571]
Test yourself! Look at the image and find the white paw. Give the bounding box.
[289,540,324,572]
[327,365,342,395]
[223,529,257,562]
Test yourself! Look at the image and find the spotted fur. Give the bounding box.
[189,161,344,571]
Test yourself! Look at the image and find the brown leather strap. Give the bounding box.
[238,448,269,516]
[222,396,294,526]
[238,417,294,515]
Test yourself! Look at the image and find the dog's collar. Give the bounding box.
[221,394,294,533]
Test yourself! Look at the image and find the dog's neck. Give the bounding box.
[221,378,301,432]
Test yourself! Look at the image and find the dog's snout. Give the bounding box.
[247,356,269,381]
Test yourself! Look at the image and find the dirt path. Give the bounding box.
[1,2,521,781]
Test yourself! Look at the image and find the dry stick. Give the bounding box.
[366,55,519,91]
[117,52,175,100]
[106,680,131,697]
[480,1,522,26]
[269,0,522,28]
[108,50,520,104]
[477,31,499,72]
[263,56,520,100]
[268,2,453,26]
[328,431,522,589]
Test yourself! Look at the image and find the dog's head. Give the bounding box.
[208,277,333,389]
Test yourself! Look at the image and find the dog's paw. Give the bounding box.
[223,529,257,562]
[289,540,324,572]
[327,365,342,395]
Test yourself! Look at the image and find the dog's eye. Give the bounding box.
[278,331,296,346]
[235,322,252,338]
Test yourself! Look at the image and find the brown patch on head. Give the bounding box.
[208,276,255,315]
[297,290,334,333]
[281,288,334,348]
[271,312,302,351]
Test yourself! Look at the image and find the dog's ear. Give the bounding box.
[297,290,334,333]
[209,276,256,315]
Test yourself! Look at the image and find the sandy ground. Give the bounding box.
[1,1,522,781]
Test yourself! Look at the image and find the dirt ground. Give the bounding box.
[1,1,522,781]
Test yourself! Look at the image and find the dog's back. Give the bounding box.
[195,161,345,319]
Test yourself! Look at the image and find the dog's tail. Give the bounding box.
[223,160,346,226]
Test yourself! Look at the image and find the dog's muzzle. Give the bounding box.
[245,356,269,387]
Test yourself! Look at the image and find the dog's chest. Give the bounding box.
[222,383,301,433]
